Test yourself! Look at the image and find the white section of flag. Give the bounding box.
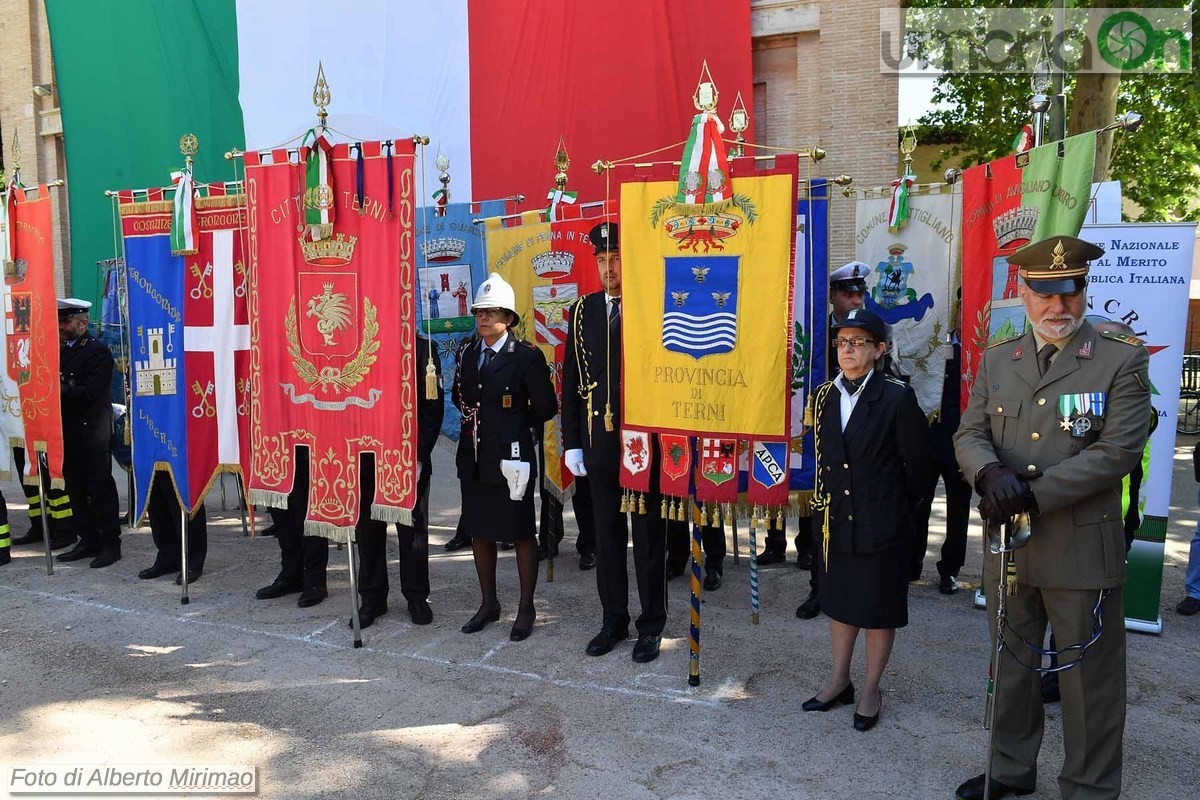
[235,0,472,199]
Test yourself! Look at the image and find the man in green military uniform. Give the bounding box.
[953,236,1151,800]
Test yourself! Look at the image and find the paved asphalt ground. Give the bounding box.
[2,436,1198,799]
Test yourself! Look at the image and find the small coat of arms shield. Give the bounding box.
[699,437,737,485]
[621,430,650,475]
[299,272,359,358]
[662,255,739,359]
[533,283,577,348]
[751,441,788,488]
[4,290,32,386]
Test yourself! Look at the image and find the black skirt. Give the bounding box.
[458,477,536,543]
[819,544,910,629]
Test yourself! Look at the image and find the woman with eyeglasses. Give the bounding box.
[802,307,934,731]
[452,273,557,641]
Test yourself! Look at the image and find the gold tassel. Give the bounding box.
[776,508,785,529]
[673,499,682,522]
[803,392,816,427]
[638,493,646,515]
[661,497,667,518]
[1006,557,1019,597]
[604,403,614,432]
[424,359,439,400]
[620,491,628,513]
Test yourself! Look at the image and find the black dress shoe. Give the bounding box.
[138,562,178,580]
[631,633,662,663]
[50,535,77,550]
[89,549,122,569]
[498,541,515,551]
[665,562,687,580]
[802,682,854,712]
[756,547,786,565]
[57,541,98,562]
[702,567,723,591]
[443,533,472,552]
[853,692,882,731]
[795,591,821,620]
[460,603,501,634]
[954,774,1035,800]
[297,587,328,608]
[350,604,387,629]
[1040,672,1061,704]
[175,568,202,585]
[11,530,43,546]
[0,549,9,566]
[796,550,813,570]
[408,599,433,625]
[585,626,629,656]
[256,580,302,600]
[578,552,596,570]
[509,607,536,641]
[939,574,960,595]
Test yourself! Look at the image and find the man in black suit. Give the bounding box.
[351,335,445,627]
[56,299,123,568]
[562,221,667,664]
[912,288,970,593]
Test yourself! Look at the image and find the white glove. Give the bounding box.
[500,459,531,501]
[565,448,587,477]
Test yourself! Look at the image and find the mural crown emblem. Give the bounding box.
[992,206,1040,250]
[421,237,467,263]
[4,257,28,281]
[531,251,574,277]
[299,233,357,267]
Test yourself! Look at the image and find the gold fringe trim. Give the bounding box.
[371,503,413,526]
[118,200,174,216]
[195,194,246,210]
[247,488,289,509]
[189,466,243,519]
[303,519,354,544]
[539,475,576,505]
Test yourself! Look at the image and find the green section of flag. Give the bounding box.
[1026,130,1097,240]
[1125,515,1167,625]
[45,0,244,305]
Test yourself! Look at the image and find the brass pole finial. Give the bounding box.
[9,130,21,179]
[553,135,570,190]
[312,61,331,128]
[900,124,918,173]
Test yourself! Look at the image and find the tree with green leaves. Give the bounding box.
[905,0,1199,221]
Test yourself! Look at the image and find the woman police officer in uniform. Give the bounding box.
[452,273,557,641]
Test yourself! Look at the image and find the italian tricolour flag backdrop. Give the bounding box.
[45,0,752,307]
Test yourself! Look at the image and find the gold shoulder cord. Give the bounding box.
[808,382,834,572]
[571,296,599,446]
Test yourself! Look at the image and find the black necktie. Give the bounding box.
[609,298,620,332]
[481,347,495,371]
[1037,343,1057,377]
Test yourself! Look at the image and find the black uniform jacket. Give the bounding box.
[561,291,621,472]
[60,333,115,452]
[415,336,445,474]
[453,333,557,486]
[813,371,935,555]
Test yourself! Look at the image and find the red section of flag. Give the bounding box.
[695,437,738,504]
[961,158,1023,412]
[183,204,250,511]
[12,188,64,485]
[246,140,418,537]
[466,0,753,206]
[658,433,691,498]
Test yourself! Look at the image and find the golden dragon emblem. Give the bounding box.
[306,282,352,346]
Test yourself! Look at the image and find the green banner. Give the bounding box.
[45,0,245,305]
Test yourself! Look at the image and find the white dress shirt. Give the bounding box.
[833,369,873,433]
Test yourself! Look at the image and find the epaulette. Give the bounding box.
[516,338,538,350]
[986,332,1025,349]
[1100,329,1144,347]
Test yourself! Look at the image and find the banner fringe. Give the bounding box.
[372,503,413,526]
[195,194,246,210]
[118,200,173,216]
[539,475,577,504]
[303,519,355,544]
[247,488,289,509]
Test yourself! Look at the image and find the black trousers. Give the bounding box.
[273,451,328,590]
[355,469,431,608]
[914,458,972,578]
[764,517,812,558]
[538,475,596,557]
[589,462,667,638]
[146,474,207,570]
[62,446,121,552]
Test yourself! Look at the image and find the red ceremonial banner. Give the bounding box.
[658,433,691,499]
[11,187,65,486]
[246,140,417,539]
[184,199,250,509]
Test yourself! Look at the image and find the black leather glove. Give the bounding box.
[975,462,1035,519]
